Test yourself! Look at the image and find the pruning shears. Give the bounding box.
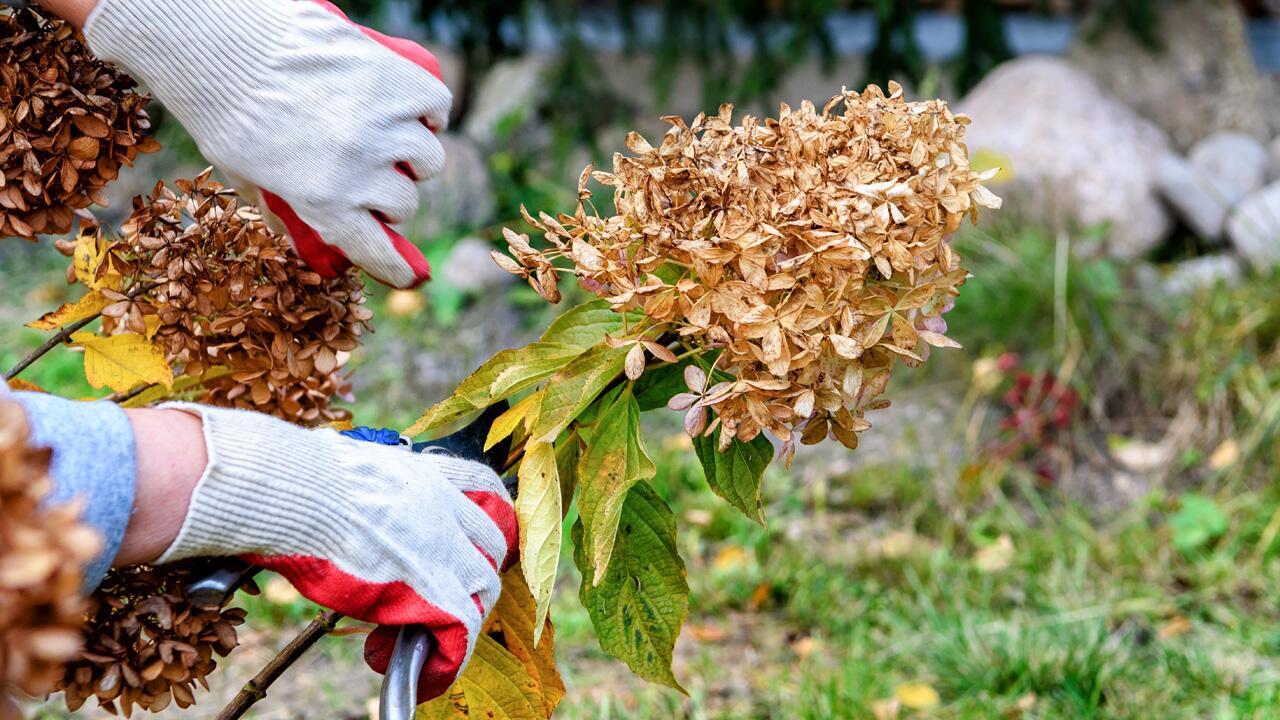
[187,404,515,720]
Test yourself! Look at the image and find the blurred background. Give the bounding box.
[7,0,1280,717]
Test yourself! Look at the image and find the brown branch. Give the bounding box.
[106,382,157,404]
[3,313,100,381]
[4,282,157,382]
[214,609,345,720]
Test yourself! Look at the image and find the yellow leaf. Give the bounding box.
[27,291,112,331]
[973,534,1013,573]
[71,332,173,394]
[486,391,542,452]
[415,636,543,720]
[71,232,122,291]
[4,378,45,393]
[969,148,1013,184]
[894,682,940,709]
[486,566,565,714]
[1208,439,1239,471]
[417,567,563,720]
[515,442,561,644]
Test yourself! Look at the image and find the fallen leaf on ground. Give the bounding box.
[974,534,1014,573]
[894,682,940,709]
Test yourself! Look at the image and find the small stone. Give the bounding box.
[1161,254,1242,296]
[1267,137,1280,183]
[441,237,518,292]
[1155,152,1229,240]
[1187,132,1269,207]
[1226,181,1280,271]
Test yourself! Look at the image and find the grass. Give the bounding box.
[547,437,1280,719]
[5,208,1280,718]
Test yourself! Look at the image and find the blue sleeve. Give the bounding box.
[13,392,137,592]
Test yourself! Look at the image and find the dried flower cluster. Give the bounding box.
[0,395,100,715]
[0,7,157,239]
[69,171,372,424]
[498,84,1000,452]
[58,563,249,716]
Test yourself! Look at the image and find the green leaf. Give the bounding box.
[555,432,581,512]
[1170,494,1228,554]
[515,442,561,644]
[692,432,774,524]
[406,342,582,437]
[538,300,628,351]
[573,482,688,692]
[633,361,692,411]
[576,387,655,579]
[530,342,629,444]
[477,343,583,404]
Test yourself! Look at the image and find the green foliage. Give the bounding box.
[530,342,630,443]
[1169,494,1228,555]
[573,481,689,691]
[577,386,657,578]
[691,433,773,524]
[864,0,925,91]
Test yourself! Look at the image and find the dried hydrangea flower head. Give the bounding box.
[66,171,372,425]
[0,7,157,239]
[57,563,248,716]
[0,395,100,714]
[497,84,1000,455]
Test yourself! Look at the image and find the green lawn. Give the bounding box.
[7,220,1280,719]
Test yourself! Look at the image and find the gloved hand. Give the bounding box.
[155,403,517,701]
[83,0,449,288]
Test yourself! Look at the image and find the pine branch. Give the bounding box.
[214,610,345,720]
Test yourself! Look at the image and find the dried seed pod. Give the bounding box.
[500,84,1002,457]
[58,562,248,717]
[0,7,158,239]
[0,394,101,705]
[78,170,372,425]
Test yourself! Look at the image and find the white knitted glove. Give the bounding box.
[157,403,517,701]
[84,0,450,288]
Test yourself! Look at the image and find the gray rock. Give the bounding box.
[1226,181,1280,271]
[958,57,1173,259]
[1155,152,1230,240]
[462,55,555,148]
[1068,0,1278,149]
[440,236,516,292]
[1188,132,1269,207]
[1268,137,1280,183]
[1161,254,1243,296]
[404,133,495,240]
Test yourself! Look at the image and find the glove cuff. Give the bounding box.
[153,402,362,564]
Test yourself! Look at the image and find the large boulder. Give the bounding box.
[1226,181,1280,271]
[403,133,495,241]
[958,56,1173,259]
[1067,0,1278,149]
